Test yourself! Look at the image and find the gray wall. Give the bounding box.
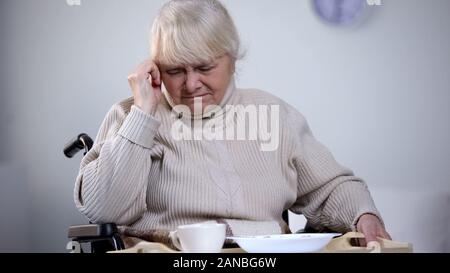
[0,0,31,252]
[1,0,449,252]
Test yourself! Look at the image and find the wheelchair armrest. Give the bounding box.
[68,223,125,252]
[68,223,119,239]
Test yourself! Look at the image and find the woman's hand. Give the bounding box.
[356,213,392,246]
[127,59,162,116]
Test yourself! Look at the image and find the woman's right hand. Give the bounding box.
[127,59,162,116]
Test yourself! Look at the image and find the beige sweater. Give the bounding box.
[74,79,382,236]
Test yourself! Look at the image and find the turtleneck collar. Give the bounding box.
[162,76,237,120]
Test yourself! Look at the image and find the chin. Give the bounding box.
[182,96,216,111]
[186,101,212,113]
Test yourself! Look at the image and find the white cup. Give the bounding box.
[169,222,226,253]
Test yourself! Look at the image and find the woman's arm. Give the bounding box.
[285,105,384,233]
[74,101,160,225]
[75,59,162,225]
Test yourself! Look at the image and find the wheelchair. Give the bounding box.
[64,133,294,253]
[64,134,125,253]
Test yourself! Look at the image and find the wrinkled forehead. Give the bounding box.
[158,58,217,69]
[153,45,219,68]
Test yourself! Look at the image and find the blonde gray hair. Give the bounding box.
[150,0,242,66]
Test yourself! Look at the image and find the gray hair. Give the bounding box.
[150,0,243,65]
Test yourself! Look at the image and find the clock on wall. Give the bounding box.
[312,0,367,26]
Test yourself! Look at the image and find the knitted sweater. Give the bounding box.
[74,79,382,236]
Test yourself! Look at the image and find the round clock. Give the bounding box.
[312,0,366,26]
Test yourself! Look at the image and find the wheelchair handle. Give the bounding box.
[63,133,93,158]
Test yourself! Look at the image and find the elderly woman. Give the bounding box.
[74,0,391,246]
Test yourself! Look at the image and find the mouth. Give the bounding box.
[181,94,211,99]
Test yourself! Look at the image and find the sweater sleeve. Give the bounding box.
[285,105,383,233]
[74,103,161,225]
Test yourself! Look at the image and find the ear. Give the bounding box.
[230,59,236,74]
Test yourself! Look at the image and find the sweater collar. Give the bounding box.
[162,76,237,120]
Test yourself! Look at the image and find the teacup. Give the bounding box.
[169,222,226,253]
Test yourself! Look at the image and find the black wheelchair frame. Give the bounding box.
[65,134,125,253]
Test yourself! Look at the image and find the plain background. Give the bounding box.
[0,0,449,252]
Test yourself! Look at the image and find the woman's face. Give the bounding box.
[159,55,234,111]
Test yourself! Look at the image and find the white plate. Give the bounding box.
[227,233,341,253]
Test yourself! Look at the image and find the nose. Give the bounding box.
[185,70,202,94]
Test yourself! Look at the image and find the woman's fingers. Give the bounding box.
[147,61,161,86]
[356,213,393,246]
[379,230,392,241]
[127,59,162,115]
[136,59,160,84]
[358,225,377,246]
[358,225,392,247]
[150,66,161,87]
[147,75,162,97]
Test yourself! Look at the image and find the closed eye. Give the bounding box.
[166,68,184,75]
[196,65,215,72]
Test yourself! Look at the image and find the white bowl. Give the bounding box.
[227,233,341,253]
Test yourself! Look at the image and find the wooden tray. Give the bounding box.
[322,232,413,253]
[109,232,412,253]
